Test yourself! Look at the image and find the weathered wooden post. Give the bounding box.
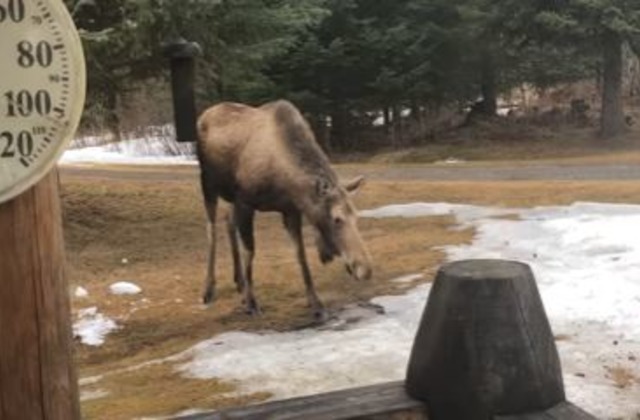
[0,173,80,419]
[163,38,202,143]
[0,0,85,418]
[406,259,595,419]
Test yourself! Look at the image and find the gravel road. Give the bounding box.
[60,162,640,183]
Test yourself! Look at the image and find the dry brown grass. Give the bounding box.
[82,363,269,420]
[62,176,640,418]
[63,177,472,418]
[606,366,640,389]
[367,123,640,165]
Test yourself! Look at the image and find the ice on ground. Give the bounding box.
[73,307,118,346]
[179,285,429,398]
[75,286,89,298]
[176,201,640,419]
[110,281,142,295]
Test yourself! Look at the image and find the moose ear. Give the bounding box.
[315,177,334,197]
[343,175,365,195]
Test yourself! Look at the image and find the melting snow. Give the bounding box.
[61,135,196,166]
[390,273,424,284]
[73,307,118,346]
[74,286,89,298]
[359,202,516,222]
[80,388,110,402]
[176,202,640,419]
[110,282,142,295]
[179,288,427,397]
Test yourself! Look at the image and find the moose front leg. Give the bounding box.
[283,211,326,321]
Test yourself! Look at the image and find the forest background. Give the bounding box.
[66,0,640,153]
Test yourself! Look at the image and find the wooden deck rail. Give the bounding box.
[182,381,594,420]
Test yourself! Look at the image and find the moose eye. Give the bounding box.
[333,217,344,227]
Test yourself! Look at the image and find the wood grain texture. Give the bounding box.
[495,401,598,420]
[406,260,565,419]
[178,383,598,420]
[180,381,428,420]
[0,170,80,420]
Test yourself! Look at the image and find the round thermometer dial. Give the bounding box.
[0,0,85,203]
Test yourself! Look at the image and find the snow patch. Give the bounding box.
[79,375,103,386]
[174,202,640,419]
[74,286,89,298]
[73,307,118,346]
[391,273,424,284]
[80,388,110,402]
[434,157,465,165]
[360,202,515,223]
[61,135,196,166]
[178,285,430,399]
[110,282,142,295]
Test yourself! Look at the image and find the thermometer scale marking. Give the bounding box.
[0,0,85,203]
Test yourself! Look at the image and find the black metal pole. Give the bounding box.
[163,38,201,142]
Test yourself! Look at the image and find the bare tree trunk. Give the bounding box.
[600,30,626,140]
[384,106,395,148]
[392,104,403,148]
[480,56,498,116]
[411,100,426,144]
[330,107,349,152]
[310,114,332,155]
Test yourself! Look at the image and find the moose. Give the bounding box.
[196,100,373,320]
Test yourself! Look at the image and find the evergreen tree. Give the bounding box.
[533,0,640,138]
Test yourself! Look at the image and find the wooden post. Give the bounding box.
[0,170,80,420]
[406,259,591,420]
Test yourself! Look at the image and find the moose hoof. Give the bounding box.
[245,299,262,316]
[202,289,215,305]
[313,308,329,323]
[246,306,262,317]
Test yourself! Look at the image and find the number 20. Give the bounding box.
[1,131,34,158]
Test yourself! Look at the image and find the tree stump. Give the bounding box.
[406,259,565,420]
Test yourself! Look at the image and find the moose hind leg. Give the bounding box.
[235,204,260,315]
[226,211,243,293]
[202,197,218,304]
[283,211,326,321]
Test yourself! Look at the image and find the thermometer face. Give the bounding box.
[0,0,85,203]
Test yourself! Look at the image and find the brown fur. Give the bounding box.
[196,100,372,319]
